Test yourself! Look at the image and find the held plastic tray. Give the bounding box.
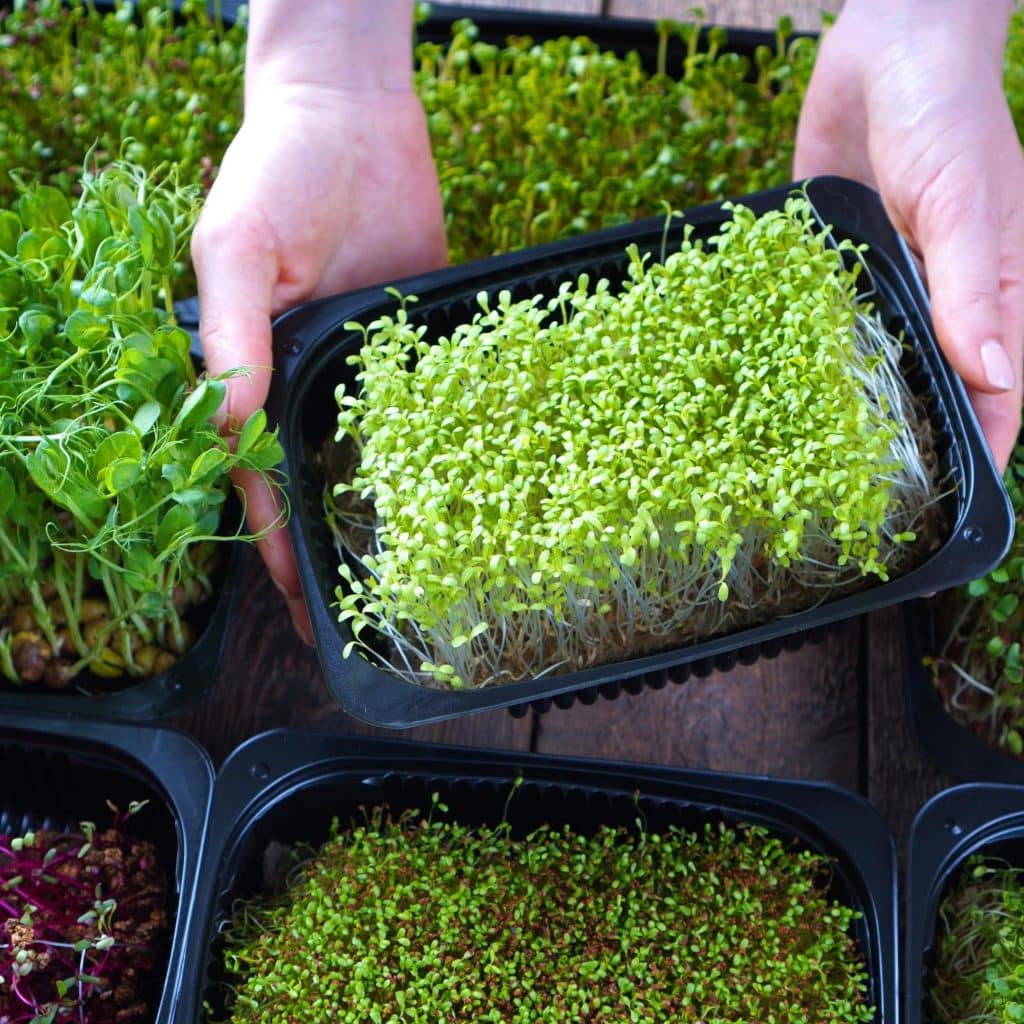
[267,176,1012,728]
[177,730,897,1024]
[0,713,214,1024]
[907,783,1024,1024]
[904,599,1024,784]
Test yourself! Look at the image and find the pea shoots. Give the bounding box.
[0,162,283,690]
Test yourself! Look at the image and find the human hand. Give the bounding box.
[795,0,1024,472]
[191,85,446,643]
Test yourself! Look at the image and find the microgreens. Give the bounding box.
[329,195,939,689]
[930,855,1024,1024]
[1007,5,1024,144]
[215,810,873,1024]
[0,802,168,1024]
[929,446,1024,755]
[0,0,246,296]
[0,162,284,691]
[418,15,817,264]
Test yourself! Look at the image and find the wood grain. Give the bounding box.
[864,608,951,855]
[172,551,533,766]
[533,620,861,788]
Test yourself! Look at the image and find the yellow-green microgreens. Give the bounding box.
[216,814,874,1024]
[331,197,938,689]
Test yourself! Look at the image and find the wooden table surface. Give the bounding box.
[177,0,954,864]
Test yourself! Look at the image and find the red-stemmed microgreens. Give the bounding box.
[330,195,940,689]
[0,162,285,690]
[0,801,168,1024]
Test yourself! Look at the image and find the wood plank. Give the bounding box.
[607,0,839,30]
[172,550,533,765]
[533,619,862,789]
[865,608,950,855]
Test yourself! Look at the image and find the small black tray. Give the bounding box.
[0,712,214,1024]
[904,600,1024,784]
[267,176,1011,728]
[906,783,1024,1024]
[177,730,897,1024]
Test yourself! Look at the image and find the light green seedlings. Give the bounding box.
[330,195,940,689]
[216,812,874,1024]
[930,856,1024,1023]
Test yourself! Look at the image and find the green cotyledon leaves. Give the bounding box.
[0,162,284,687]
[329,195,940,690]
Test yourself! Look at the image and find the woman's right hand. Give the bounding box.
[191,58,447,641]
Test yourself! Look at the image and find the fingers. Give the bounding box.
[191,202,280,429]
[192,165,312,641]
[914,162,1012,387]
[234,467,313,645]
[967,387,1023,473]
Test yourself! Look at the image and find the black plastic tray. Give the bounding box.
[177,730,897,1024]
[904,600,1024,784]
[0,712,214,1024]
[267,176,1011,728]
[176,10,809,719]
[907,783,1024,1024]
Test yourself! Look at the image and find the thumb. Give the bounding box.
[191,205,280,430]
[907,166,1015,397]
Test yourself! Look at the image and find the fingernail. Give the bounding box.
[980,340,1015,392]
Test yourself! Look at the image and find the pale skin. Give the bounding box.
[192,0,1024,641]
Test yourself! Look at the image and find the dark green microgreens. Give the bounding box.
[417,14,818,265]
[0,0,246,297]
[215,811,874,1024]
[930,855,1024,1024]
[0,162,284,690]
[930,446,1024,756]
[329,195,939,689]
